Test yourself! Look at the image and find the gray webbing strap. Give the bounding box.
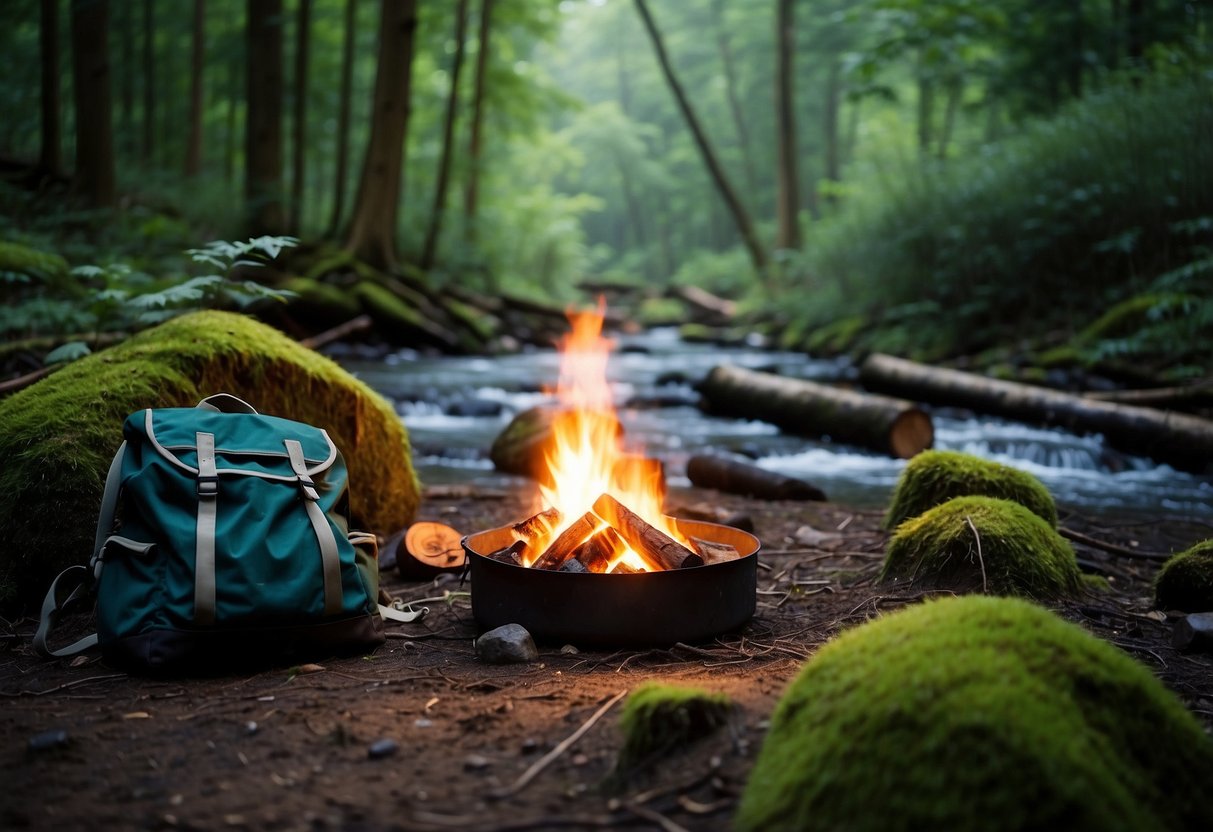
[194,432,219,625]
[196,393,259,414]
[33,566,100,657]
[92,441,128,575]
[285,440,343,617]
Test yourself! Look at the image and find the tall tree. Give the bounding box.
[142,0,155,163]
[185,0,206,177]
[246,0,285,234]
[633,0,768,273]
[327,0,357,236]
[118,0,134,154]
[39,0,61,175]
[822,59,842,207]
[289,0,311,232]
[464,0,494,246]
[710,0,757,197]
[420,0,470,269]
[345,0,419,268]
[774,0,801,251]
[70,0,116,207]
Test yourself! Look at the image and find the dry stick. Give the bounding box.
[1059,527,1170,561]
[965,515,988,594]
[298,313,373,350]
[624,803,690,832]
[491,689,628,800]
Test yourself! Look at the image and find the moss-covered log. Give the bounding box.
[737,595,1213,832]
[699,364,933,459]
[860,352,1213,472]
[0,310,420,611]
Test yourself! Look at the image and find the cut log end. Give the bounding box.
[890,408,934,459]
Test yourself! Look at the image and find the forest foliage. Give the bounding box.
[0,0,1209,374]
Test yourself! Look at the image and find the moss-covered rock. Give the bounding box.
[736,595,1213,832]
[885,449,1057,529]
[614,682,733,776]
[0,239,69,283]
[1154,539,1213,612]
[881,496,1080,599]
[489,406,623,482]
[0,310,419,610]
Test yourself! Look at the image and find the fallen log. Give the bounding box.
[592,493,703,571]
[299,313,373,351]
[686,454,827,501]
[699,365,933,459]
[1085,378,1213,412]
[860,353,1213,472]
[670,285,737,322]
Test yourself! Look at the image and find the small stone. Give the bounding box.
[27,729,70,753]
[520,738,540,755]
[414,718,433,728]
[245,721,259,735]
[463,754,491,772]
[367,738,399,760]
[559,644,580,655]
[475,623,539,664]
[571,753,589,767]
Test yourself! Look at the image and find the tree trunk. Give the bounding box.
[39,0,61,175]
[246,0,285,235]
[1127,0,1145,73]
[916,71,934,154]
[774,0,801,251]
[1068,0,1084,98]
[142,0,154,164]
[224,55,238,184]
[822,58,841,205]
[327,0,357,237]
[345,0,419,269]
[859,353,1213,473]
[699,365,934,459]
[119,0,134,153]
[633,0,768,273]
[185,0,205,177]
[464,0,494,248]
[711,0,757,196]
[420,0,470,270]
[288,0,311,232]
[937,77,962,160]
[70,0,116,207]
[686,454,827,501]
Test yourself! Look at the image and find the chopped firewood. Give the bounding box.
[690,537,741,565]
[610,455,667,504]
[558,558,588,574]
[531,513,599,570]
[592,493,703,571]
[399,521,466,579]
[512,507,562,545]
[572,527,626,573]
[609,561,642,575]
[487,540,525,566]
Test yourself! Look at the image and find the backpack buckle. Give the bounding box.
[197,475,219,497]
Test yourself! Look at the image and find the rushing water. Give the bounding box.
[338,327,1213,520]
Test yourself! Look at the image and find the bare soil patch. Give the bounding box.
[3,485,1211,832]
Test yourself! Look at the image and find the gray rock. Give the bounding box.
[475,623,539,664]
[463,754,491,772]
[27,729,69,753]
[367,738,399,760]
[1173,612,1213,653]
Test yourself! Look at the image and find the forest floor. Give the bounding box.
[2,484,1212,832]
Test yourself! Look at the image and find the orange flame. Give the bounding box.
[531,301,687,570]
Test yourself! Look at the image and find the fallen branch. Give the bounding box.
[965,515,987,594]
[299,313,373,350]
[491,689,628,800]
[1059,527,1170,561]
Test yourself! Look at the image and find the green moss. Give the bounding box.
[737,595,1213,832]
[0,310,419,611]
[1078,293,1188,343]
[804,314,865,354]
[882,496,1081,599]
[615,682,733,776]
[635,296,684,327]
[885,449,1057,529]
[0,240,69,283]
[1154,539,1213,612]
[279,276,362,322]
[678,323,717,343]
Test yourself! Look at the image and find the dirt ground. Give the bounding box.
[3,484,1212,832]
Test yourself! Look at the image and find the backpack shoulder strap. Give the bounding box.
[196,393,258,414]
[34,440,127,659]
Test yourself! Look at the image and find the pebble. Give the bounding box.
[463,754,491,772]
[559,644,580,654]
[27,729,70,753]
[367,738,399,760]
[245,721,259,736]
[474,623,539,664]
[520,738,540,755]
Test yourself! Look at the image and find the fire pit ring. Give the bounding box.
[463,519,759,647]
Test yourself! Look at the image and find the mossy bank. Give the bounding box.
[736,595,1213,832]
[1154,539,1213,613]
[0,310,419,610]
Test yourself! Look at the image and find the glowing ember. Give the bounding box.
[524,301,692,572]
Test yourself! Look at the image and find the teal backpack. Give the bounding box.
[35,394,391,671]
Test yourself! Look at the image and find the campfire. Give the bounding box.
[486,304,740,575]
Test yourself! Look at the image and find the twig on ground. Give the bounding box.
[1059,527,1169,561]
[2,673,126,697]
[624,803,689,832]
[491,689,628,800]
[965,515,988,594]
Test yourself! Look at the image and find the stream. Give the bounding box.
[338,327,1213,521]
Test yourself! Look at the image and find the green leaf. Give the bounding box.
[44,341,92,365]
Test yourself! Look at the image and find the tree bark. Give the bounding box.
[246,0,285,235]
[70,0,116,207]
[822,59,841,205]
[464,0,494,248]
[421,0,470,270]
[711,0,757,197]
[344,0,419,269]
[774,0,801,251]
[699,364,934,459]
[327,0,357,237]
[1068,0,1084,98]
[224,55,238,183]
[859,353,1213,472]
[185,0,205,177]
[142,0,154,164]
[39,0,61,176]
[118,0,134,152]
[687,454,827,501]
[634,0,767,274]
[937,77,962,160]
[916,70,934,154]
[289,0,311,232]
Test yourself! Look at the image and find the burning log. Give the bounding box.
[488,540,526,566]
[558,558,588,574]
[572,526,626,573]
[531,513,599,571]
[610,562,642,575]
[690,536,741,566]
[511,507,562,563]
[592,493,703,571]
[686,453,827,501]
